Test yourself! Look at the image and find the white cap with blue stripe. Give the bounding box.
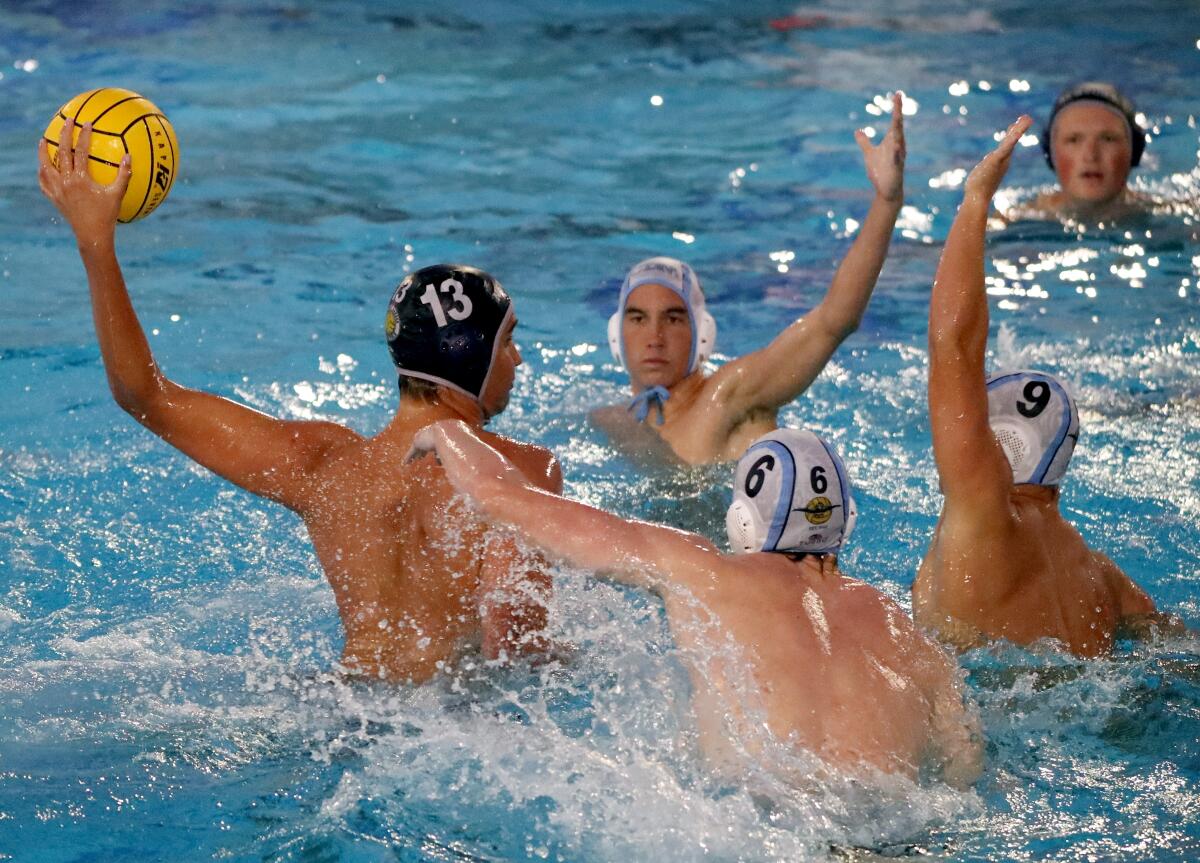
[985,369,1079,486]
[726,428,857,555]
[608,256,717,375]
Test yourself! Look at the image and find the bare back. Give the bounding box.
[417,419,982,786]
[665,553,980,784]
[921,118,1155,659]
[914,491,1153,657]
[298,418,559,682]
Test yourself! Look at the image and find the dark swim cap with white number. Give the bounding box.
[385,264,513,402]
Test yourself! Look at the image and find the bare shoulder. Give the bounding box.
[482,431,562,493]
[1002,192,1057,223]
[588,404,627,434]
[288,418,363,463]
[302,418,364,448]
[937,493,1017,544]
[1092,548,1156,615]
[653,524,724,590]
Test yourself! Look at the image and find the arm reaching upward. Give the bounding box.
[927,116,1033,509]
[711,92,906,424]
[38,119,353,512]
[408,421,719,594]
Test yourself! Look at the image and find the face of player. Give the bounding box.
[480,316,522,419]
[621,283,693,391]
[1051,103,1133,207]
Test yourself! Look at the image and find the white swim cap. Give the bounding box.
[726,428,857,555]
[608,256,717,374]
[986,370,1079,486]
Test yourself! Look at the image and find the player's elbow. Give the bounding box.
[928,324,983,363]
[814,304,863,344]
[107,369,170,421]
[831,312,862,343]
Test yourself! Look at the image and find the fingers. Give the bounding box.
[993,115,1032,159]
[854,128,872,156]
[37,138,61,200]
[890,91,905,142]
[36,137,53,174]
[73,122,93,173]
[56,117,74,174]
[114,153,132,196]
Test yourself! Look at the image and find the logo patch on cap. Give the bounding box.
[799,496,835,525]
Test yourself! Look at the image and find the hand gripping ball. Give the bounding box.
[44,87,180,222]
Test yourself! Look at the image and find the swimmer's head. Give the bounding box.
[608,256,716,389]
[726,428,857,556]
[1041,82,1146,171]
[385,264,517,414]
[986,370,1079,486]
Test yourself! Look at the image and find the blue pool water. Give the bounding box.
[2,1,1199,860]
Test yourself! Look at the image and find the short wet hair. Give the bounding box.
[398,376,441,401]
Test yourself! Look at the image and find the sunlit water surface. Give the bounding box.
[2,0,1199,860]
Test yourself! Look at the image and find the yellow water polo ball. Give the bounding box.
[43,87,179,223]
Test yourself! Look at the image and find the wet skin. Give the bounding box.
[38,118,563,683]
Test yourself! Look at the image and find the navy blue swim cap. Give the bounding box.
[1041,82,1146,170]
[385,264,513,402]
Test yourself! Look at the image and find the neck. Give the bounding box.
[384,389,485,439]
[785,552,839,579]
[1055,188,1136,222]
[1010,483,1060,506]
[631,368,706,400]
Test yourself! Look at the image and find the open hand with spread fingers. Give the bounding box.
[37,117,131,243]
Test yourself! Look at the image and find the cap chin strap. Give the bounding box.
[628,386,670,425]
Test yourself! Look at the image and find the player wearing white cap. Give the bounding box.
[409,421,982,788]
[915,116,1175,657]
[592,94,908,465]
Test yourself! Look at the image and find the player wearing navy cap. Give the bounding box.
[1008,82,1153,223]
[38,120,562,683]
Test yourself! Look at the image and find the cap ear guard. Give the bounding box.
[841,492,858,550]
[691,309,717,372]
[985,370,1079,486]
[607,311,624,367]
[726,499,763,554]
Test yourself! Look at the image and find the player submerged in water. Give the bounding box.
[591,94,907,466]
[38,118,561,683]
[410,421,983,787]
[914,116,1183,658]
[1005,82,1153,224]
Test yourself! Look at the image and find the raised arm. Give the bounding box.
[38,119,351,511]
[711,93,906,421]
[409,421,718,594]
[927,117,1032,509]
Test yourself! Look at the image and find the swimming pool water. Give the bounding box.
[2,0,1199,860]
